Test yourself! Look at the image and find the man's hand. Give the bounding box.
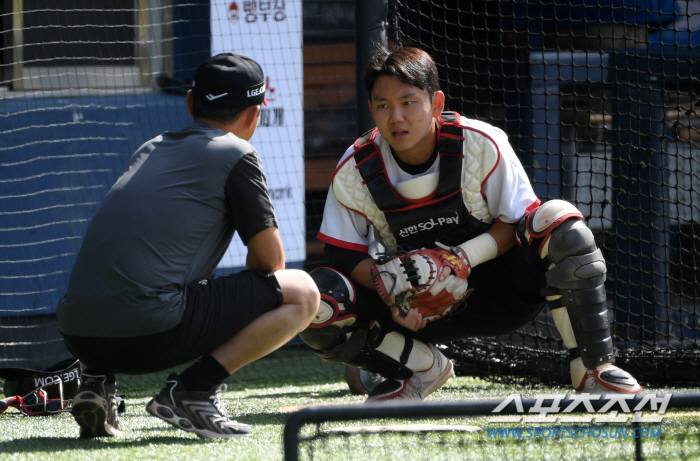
[391,305,427,331]
[370,246,472,323]
[369,250,438,307]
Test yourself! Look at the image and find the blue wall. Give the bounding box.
[1,93,191,316]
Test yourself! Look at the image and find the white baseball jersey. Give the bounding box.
[318,114,540,253]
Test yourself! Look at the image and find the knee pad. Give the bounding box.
[298,268,414,380]
[298,267,358,351]
[544,227,606,291]
[516,199,585,263]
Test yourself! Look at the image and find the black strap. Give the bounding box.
[440,111,458,124]
[399,336,413,366]
[355,114,465,211]
[355,144,381,175]
[436,117,464,198]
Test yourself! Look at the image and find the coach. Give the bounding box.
[56,53,319,439]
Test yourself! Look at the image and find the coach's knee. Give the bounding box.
[298,271,321,322]
[275,269,320,324]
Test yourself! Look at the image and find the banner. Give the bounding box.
[211,0,305,269]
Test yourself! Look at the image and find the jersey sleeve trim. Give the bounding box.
[525,198,542,214]
[317,232,369,253]
[493,198,542,223]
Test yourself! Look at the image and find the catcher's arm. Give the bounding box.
[425,223,511,300]
[349,257,378,291]
[412,222,512,316]
[432,221,515,282]
[479,221,515,258]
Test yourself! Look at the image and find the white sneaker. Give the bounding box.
[365,344,454,403]
[576,364,642,394]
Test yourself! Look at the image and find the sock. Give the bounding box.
[82,368,115,384]
[178,354,230,391]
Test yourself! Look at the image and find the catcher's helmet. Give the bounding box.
[0,358,81,416]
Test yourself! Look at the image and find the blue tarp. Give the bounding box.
[648,0,700,49]
[510,0,678,31]
[0,92,191,316]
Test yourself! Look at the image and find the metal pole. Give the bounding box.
[355,0,388,136]
[633,421,644,461]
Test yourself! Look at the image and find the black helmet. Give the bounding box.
[0,358,81,416]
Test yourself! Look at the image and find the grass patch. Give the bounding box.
[1,349,699,460]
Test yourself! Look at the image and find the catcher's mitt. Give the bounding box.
[370,246,472,322]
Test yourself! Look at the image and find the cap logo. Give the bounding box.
[206,92,229,101]
[247,83,265,98]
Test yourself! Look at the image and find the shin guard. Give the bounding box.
[518,200,614,370]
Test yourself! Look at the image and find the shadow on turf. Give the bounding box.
[244,388,350,400]
[139,412,293,427]
[0,435,207,454]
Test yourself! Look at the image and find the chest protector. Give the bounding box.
[351,112,490,250]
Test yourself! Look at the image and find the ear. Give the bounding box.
[244,105,261,130]
[432,91,445,117]
[186,90,195,118]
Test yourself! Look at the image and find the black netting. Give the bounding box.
[390,0,700,384]
[2,0,700,390]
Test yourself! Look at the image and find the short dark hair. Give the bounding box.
[364,46,439,100]
[191,100,252,124]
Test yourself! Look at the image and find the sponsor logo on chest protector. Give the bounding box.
[398,212,460,238]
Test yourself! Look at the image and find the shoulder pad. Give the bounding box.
[438,111,461,125]
[332,139,380,212]
[354,127,378,148]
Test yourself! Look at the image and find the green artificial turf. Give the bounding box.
[1,349,699,461]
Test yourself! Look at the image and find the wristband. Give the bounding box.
[457,233,498,268]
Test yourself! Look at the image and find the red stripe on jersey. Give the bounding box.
[524,198,542,214]
[316,233,369,253]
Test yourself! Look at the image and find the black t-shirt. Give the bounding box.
[57,121,277,337]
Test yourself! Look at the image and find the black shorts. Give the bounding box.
[62,270,284,375]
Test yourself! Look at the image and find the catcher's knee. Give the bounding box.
[517,199,589,263]
[298,269,412,380]
[543,218,606,292]
[298,267,358,351]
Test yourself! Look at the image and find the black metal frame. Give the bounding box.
[284,394,700,461]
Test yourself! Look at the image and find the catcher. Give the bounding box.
[299,45,643,402]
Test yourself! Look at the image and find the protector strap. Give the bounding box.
[353,112,489,249]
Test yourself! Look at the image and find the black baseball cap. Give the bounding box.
[192,53,267,107]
